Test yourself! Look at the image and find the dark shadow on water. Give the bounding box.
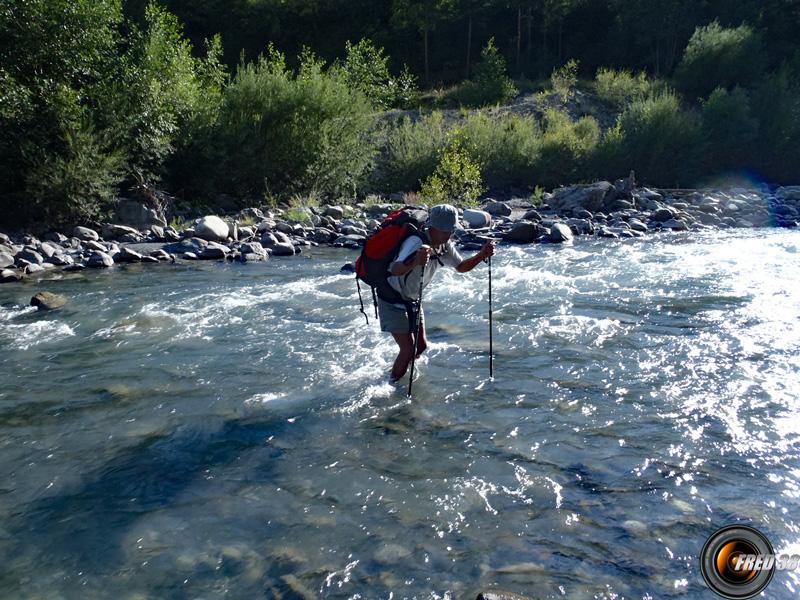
[10,416,288,576]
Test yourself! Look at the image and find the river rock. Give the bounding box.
[565,218,594,235]
[374,543,411,564]
[85,240,107,252]
[102,224,140,240]
[199,241,230,259]
[522,209,543,222]
[504,221,547,244]
[63,264,85,271]
[114,247,143,263]
[24,263,45,274]
[30,292,66,311]
[37,241,59,258]
[484,200,512,217]
[549,181,617,214]
[195,216,230,242]
[662,218,689,231]
[310,228,335,244]
[17,248,44,265]
[548,222,574,243]
[323,205,345,219]
[46,253,74,266]
[270,242,295,256]
[87,251,114,268]
[651,207,676,222]
[1,269,24,283]
[628,218,648,232]
[150,249,172,261]
[72,226,99,241]
[240,241,267,256]
[776,186,800,203]
[463,208,492,229]
[0,232,11,245]
[0,252,14,268]
[340,263,355,274]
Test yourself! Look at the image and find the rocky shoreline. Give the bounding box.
[2,179,800,286]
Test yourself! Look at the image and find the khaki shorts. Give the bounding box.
[377,298,424,334]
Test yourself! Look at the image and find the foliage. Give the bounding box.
[337,38,419,109]
[536,109,599,188]
[674,21,766,100]
[596,91,702,187]
[594,68,657,108]
[751,68,800,183]
[376,112,449,191]
[458,112,541,189]
[420,135,485,206]
[215,45,376,200]
[452,38,517,107]
[551,59,579,102]
[700,86,758,174]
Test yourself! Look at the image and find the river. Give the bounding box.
[1,229,799,598]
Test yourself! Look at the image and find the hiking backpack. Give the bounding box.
[354,206,428,324]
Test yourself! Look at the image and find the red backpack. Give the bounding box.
[355,206,428,323]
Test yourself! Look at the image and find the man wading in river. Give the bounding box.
[380,204,495,383]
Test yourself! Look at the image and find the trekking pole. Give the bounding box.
[407,262,426,398]
[488,254,493,379]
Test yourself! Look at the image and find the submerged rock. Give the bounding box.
[31,291,66,311]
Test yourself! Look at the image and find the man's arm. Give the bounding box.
[390,246,431,276]
[456,240,495,273]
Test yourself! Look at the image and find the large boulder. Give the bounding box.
[323,205,345,219]
[651,207,676,222]
[484,200,512,217]
[17,248,43,265]
[114,247,144,263]
[195,216,230,242]
[87,251,114,268]
[270,242,296,256]
[0,251,15,268]
[548,222,574,243]
[504,221,548,244]
[113,198,167,228]
[72,226,99,241]
[199,241,230,259]
[548,181,617,214]
[463,208,492,229]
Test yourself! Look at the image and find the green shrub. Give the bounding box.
[551,59,579,103]
[535,109,599,188]
[451,38,517,108]
[596,92,702,187]
[675,21,766,100]
[595,68,656,109]
[23,117,125,226]
[377,111,448,191]
[216,45,376,199]
[751,68,800,183]
[420,136,485,206]
[700,87,758,173]
[337,38,419,109]
[458,112,541,189]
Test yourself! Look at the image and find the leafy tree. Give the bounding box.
[215,46,376,199]
[453,38,517,106]
[336,38,418,109]
[420,134,485,205]
[674,21,766,100]
[700,87,758,174]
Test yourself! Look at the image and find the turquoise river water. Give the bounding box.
[1,229,799,599]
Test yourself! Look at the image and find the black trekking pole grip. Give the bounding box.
[407,261,426,398]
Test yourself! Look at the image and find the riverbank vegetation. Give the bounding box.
[1,0,799,228]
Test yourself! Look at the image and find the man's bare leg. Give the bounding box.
[390,332,414,381]
[415,318,427,358]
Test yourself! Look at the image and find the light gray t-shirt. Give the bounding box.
[386,232,464,302]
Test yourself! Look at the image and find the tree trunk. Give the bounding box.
[558,20,563,63]
[516,7,522,74]
[526,5,533,71]
[466,13,472,79]
[423,26,430,86]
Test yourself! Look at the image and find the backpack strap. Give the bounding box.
[355,275,369,325]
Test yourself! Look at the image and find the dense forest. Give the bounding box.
[1,0,799,228]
